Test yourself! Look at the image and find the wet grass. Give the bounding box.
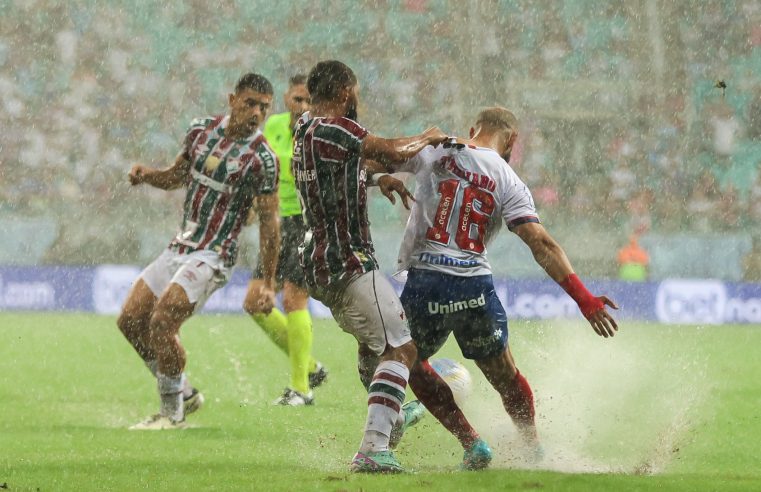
[1,313,759,491]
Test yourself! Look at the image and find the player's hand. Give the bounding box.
[586,296,619,338]
[253,284,276,314]
[378,175,415,210]
[423,127,449,147]
[128,164,148,186]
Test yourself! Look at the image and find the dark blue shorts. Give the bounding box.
[400,268,508,360]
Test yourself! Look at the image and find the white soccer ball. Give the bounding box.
[429,358,473,406]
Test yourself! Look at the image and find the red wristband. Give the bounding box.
[559,274,603,319]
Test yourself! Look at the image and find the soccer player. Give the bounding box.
[292,60,447,472]
[243,74,328,406]
[117,73,281,429]
[390,107,619,468]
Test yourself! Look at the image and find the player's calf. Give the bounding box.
[475,349,537,435]
[409,359,481,449]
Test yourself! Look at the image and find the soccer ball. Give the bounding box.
[429,358,473,406]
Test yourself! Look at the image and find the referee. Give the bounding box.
[244,75,327,406]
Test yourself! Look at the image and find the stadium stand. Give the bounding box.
[1,0,759,280]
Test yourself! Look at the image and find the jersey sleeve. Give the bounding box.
[253,140,280,195]
[396,145,442,174]
[313,117,368,163]
[501,169,540,231]
[180,116,214,160]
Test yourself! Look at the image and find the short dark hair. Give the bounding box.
[307,60,357,103]
[289,74,307,87]
[235,73,273,95]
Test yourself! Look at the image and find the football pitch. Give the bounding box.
[1,313,759,491]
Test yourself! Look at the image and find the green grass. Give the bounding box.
[1,313,760,491]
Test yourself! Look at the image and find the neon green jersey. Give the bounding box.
[263,112,301,217]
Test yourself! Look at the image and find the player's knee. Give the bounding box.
[242,295,258,315]
[117,310,141,335]
[149,302,183,332]
[282,295,305,313]
[148,310,165,333]
[402,340,418,361]
[282,283,308,312]
[385,340,417,368]
[243,284,266,315]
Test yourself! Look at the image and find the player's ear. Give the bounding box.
[338,85,351,104]
[228,93,235,107]
[507,129,518,147]
[469,127,476,138]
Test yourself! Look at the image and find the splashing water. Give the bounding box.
[462,322,707,474]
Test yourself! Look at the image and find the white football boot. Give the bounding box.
[129,414,187,430]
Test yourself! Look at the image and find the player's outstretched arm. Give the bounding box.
[513,222,619,337]
[361,127,448,165]
[364,160,415,210]
[254,192,281,314]
[128,154,191,190]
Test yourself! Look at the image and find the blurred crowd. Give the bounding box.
[0,0,759,266]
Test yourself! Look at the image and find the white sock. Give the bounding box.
[359,360,409,453]
[157,372,184,422]
[180,373,193,399]
[148,360,193,398]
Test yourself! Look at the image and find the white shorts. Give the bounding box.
[310,270,412,355]
[139,249,231,312]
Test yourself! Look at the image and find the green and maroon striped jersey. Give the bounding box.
[292,114,377,286]
[169,115,278,267]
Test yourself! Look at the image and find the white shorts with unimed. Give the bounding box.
[139,249,231,312]
[310,270,412,355]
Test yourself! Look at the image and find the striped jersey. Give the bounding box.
[169,115,279,267]
[397,141,539,277]
[292,114,376,286]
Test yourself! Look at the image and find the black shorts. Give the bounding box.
[254,215,308,289]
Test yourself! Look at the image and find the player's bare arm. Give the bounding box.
[364,159,415,210]
[361,127,448,165]
[513,221,619,338]
[255,192,281,313]
[128,154,191,190]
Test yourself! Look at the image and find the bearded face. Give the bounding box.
[345,84,359,121]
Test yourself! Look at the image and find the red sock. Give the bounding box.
[502,371,537,441]
[410,360,480,449]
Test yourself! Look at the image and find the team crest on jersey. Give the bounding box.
[204,155,221,173]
